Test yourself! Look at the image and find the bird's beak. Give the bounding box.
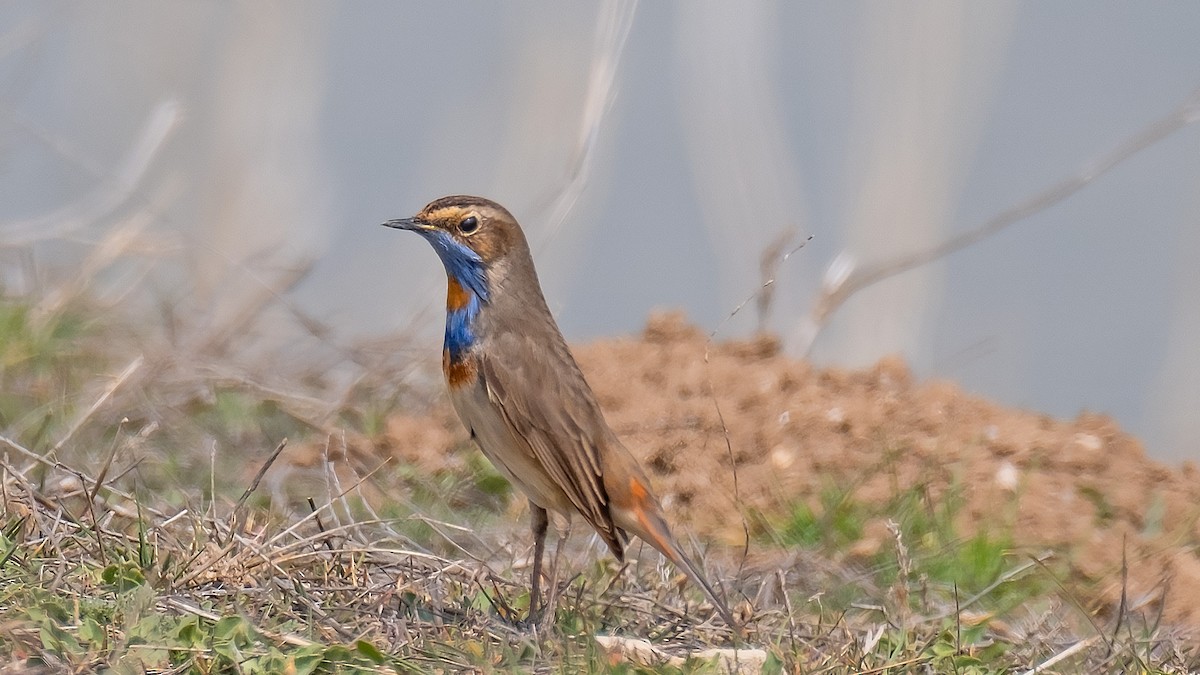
[382,217,430,232]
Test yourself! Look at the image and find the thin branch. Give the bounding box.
[804,86,1200,353]
[49,355,145,457]
[1017,634,1101,675]
[163,597,314,648]
[0,100,180,246]
[534,0,639,248]
[229,438,289,540]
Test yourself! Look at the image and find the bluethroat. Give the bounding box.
[384,196,735,627]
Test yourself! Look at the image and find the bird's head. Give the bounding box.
[383,195,528,301]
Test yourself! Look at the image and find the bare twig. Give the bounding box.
[163,597,314,647]
[757,227,799,333]
[0,432,168,519]
[86,418,127,504]
[228,438,289,540]
[703,233,812,579]
[803,87,1200,353]
[0,100,180,246]
[534,0,639,247]
[35,209,162,320]
[191,260,315,357]
[1108,535,1129,658]
[927,552,1052,622]
[49,355,145,458]
[1018,634,1102,675]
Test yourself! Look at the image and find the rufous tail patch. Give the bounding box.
[628,477,675,560]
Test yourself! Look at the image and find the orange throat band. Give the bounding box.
[443,348,477,388]
[446,277,471,311]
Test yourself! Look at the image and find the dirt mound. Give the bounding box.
[369,311,1200,626]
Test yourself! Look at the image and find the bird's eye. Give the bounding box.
[459,215,479,235]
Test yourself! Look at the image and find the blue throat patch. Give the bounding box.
[420,230,489,361]
[444,295,481,361]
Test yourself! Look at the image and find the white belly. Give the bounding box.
[448,381,571,513]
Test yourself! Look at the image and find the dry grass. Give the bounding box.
[3,355,1199,674]
[0,245,1193,672]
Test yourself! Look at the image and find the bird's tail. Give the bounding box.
[628,496,738,629]
[662,534,739,631]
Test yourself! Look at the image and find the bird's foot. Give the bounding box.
[489,595,547,633]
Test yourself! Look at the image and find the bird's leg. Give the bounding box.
[528,504,549,622]
[542,517,572,622]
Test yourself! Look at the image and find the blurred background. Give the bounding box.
[1,1,1198,462]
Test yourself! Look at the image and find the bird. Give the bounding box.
[383,195,735,627]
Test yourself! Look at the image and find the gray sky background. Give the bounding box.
[2,2,1199,461]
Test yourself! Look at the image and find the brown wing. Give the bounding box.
[477,329,623,556]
